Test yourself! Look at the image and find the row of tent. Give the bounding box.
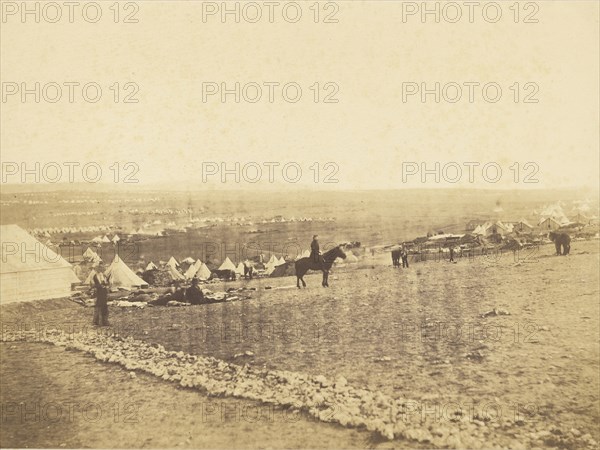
[82,249,361,289]
[30,225,114,237]
[91,234,120,243]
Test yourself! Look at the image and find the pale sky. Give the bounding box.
[1,1,598,190]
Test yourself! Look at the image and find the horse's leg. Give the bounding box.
[322,270,329,287]
[297,275,300,288]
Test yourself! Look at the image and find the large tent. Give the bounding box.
[1,224,79,304]
[218,257,237,271]
[105,255,148,289]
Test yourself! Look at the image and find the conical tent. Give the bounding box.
[218,257,237,271]
[84,269,98,286]
[105,255,148,289]
[145,261,158,271]
[235,262,245,275]
[184,260,202,279]
[267,255,277,265]
[181,257,195,264]
[112,234,120,243]
[196,263,212,280]
[101,235,111,243]
[166,256,179,269]
[167,265,185,281]
[83,247,97,260]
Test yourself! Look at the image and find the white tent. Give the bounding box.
[218,257,237,271]
[101,235,111,243]
[92,236,103,243]
[275,257,286,266]
[83,247,97,260]
[184,259,202,279]
[105,255,148,289]
[112,234,120,243]
[84,269,98,286]
[1,224,79,304]
[267,255,277,265]
[145,261,158,271]
[166,265,185,281]
[235,262,245,275]
[166,256,179,269]
[196,263,212,280]
[181,256,195,264]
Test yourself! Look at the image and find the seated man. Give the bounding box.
[185,277,205,305]
[310,235,323,265]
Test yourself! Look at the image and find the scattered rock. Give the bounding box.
[481,308,510,318]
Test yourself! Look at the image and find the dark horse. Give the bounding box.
[549,231,571,256]
[295,245,346,288]
[391,249,401,267]
[211,269,236,281]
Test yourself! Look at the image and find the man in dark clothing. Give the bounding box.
[449,246,455,263]
[93,265,110,326]
[401,248,409,268]
[186,277,205,305]
[310,235,321,265]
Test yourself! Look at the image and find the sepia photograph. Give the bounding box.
[1,1,599,449]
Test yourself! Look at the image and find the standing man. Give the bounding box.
[449,246,455,263]
[93,263,110,326]
[402,246,410,268]
[310,235,321,265]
